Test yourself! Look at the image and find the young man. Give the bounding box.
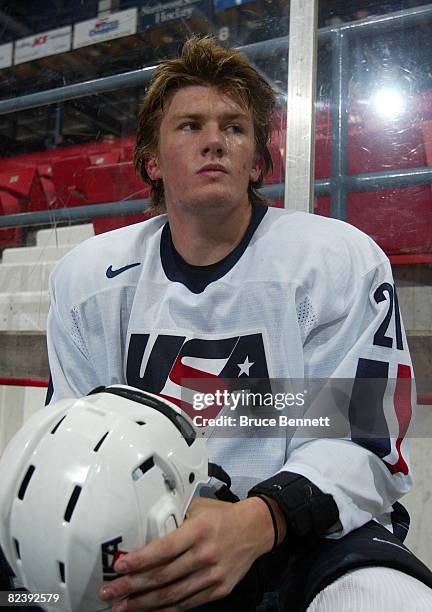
[45,37,432,610]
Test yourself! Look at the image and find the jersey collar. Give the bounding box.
[160,204,268,293]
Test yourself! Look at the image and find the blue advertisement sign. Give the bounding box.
[214,0,253,12]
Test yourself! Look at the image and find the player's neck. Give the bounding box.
[167,200,252,266]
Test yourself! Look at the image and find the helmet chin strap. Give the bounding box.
[208,462,240,503]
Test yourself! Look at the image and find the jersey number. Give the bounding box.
[373,282,403,350]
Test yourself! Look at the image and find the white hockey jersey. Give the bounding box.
[46,205,415,538]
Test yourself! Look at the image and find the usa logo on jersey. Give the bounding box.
[126,332,271,419]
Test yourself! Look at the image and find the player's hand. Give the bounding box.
[98,496,275,611]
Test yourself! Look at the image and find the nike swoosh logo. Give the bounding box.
[106,263,141,278]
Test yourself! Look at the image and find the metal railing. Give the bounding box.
[0,183,286,228]
[1,4,432,227]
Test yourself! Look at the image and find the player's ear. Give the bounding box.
[146,156,162,181]
[250,155,263,183]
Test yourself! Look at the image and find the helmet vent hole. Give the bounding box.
[58,561,66,583]
[64,486,82,522]
[132,457,154,481]
[50,415,67,435]
[93,432,109,452]
[135,421,146,426]
[189,473,195,484]
[18,465,35,500]
[13,538,20,560]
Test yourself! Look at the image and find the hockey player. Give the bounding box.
[44,37,432,610]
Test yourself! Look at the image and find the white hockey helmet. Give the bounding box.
[0,385,209,611]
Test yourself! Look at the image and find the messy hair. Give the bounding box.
[134,36,276,212]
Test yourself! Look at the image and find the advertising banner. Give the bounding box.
[0,42,13,69]
[140,0,211,26]
[73,8,137,49]
[14,26,71,65]
[214,0,252,12]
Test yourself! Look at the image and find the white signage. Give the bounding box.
[0,42,13,69]
[73,8,137,49]
[141,0,208,25]
[14,26,72,65]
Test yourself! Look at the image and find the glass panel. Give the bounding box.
[316,0,432,247]
[315,1,432,405]
[319,1,432,27]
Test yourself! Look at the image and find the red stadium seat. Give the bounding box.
[83,161,151,234]
[81,164,118,204]
[0,168,46,250]
[347,186,432,254]
[51,152,122,206]
[346,118,432,253]
[315,187,432,254]
[0,168,46,213]
[83,162,149,204]
[51,156,90,207]
[115,162,149,201]
[348,123,427,175]
[36,165,56,210]
[88,151,121,166]
[313,108,432,254]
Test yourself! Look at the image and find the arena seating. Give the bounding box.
[36,164,56,209]
[82,161,148,204]
[0,137,142,248]
[51,151,123,207]
[0,167,47,250]
[313,101,432,255]
[1,98,432,255]
[0,168,46,213]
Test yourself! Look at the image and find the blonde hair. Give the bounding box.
[134,36,276,212]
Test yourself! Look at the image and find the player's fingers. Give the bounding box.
[110,565,227,611]
[113,514,211,579]
[113,525,196,576]
[101,543,210,601]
